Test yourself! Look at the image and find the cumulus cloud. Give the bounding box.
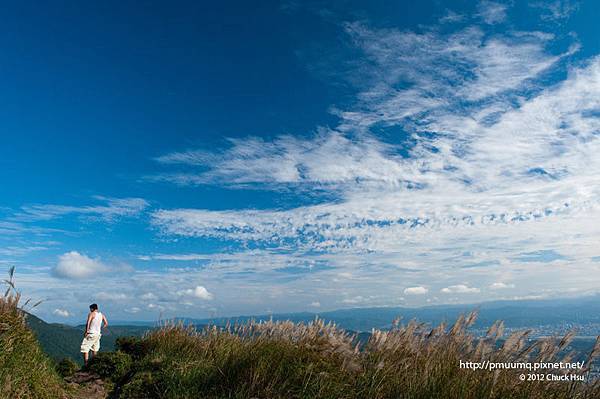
[179,286,214,300]
[52,308,71,317]
[404,286,429,295]
[52,251,132,280]
[440,284,481,294]
[310,301,321,308]
[140,292,157,300]
[53,251,109,279]
[490,282,515,290]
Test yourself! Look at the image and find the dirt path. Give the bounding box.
[65,371,109,399]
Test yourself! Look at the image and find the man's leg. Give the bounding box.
[83,351,89,366]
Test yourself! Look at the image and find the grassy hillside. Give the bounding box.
[0,269,66,398]
[89,316,600,399]
[26,313,150,363]
[25,313,85,362]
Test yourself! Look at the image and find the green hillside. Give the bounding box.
[25,313,85,362]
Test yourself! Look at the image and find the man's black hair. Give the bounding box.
[89,303,98,311]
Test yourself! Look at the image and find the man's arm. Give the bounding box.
[102,314,109,328]
[84,313,93,336]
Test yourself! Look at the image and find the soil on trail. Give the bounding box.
[65,371,109,399]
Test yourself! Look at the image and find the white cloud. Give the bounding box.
[439,10,464,24]
[53,251,109,279]
[404,286,429,295]
[140,292,157,300]
[342,296,365,304]
[95,291,128,301]
[124,307,141,314]
[145,20,600,303]
[477,1,508,24]
[139,253,209,261]
[150,54,600,256]
[0,246,49,257]
[51,251,132,280]
[340,21,567,120]
[179,286,214,300]
[440,284,481,294]
[490,282,515,290]
[22,5,594,313]
[52,308,71,317]
[310,301,321,308]
[531,1,578,21]
[10,246,600,321]
[152,21,572,193]
[16,196,148,222]
[151,131,409,187]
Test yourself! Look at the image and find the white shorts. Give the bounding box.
[80,333,101,353]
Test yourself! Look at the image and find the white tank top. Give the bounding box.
[88,311,103,334]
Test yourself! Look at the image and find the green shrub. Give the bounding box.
[56,357,79,377]
[116,335,149,359]
[89,351,132,381]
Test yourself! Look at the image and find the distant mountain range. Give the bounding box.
[166,296,600,332]
[27,296,600,362]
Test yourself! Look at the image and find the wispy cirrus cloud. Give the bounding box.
[152,20,578,193]
[0,197,149,263]
[15,196,149,223]
[530,0,579,22]
[152,53,600,251]
[477,1,509,24]
[337,21,573,128]
[144,3,600,306]
[152,131,410,188]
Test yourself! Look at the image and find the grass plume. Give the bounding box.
[112,313,600,398]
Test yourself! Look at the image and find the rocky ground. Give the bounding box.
[65,371,109,399]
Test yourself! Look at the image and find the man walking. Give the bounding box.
[80,303,108,366]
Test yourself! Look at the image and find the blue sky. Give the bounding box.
[2,0,600,323]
